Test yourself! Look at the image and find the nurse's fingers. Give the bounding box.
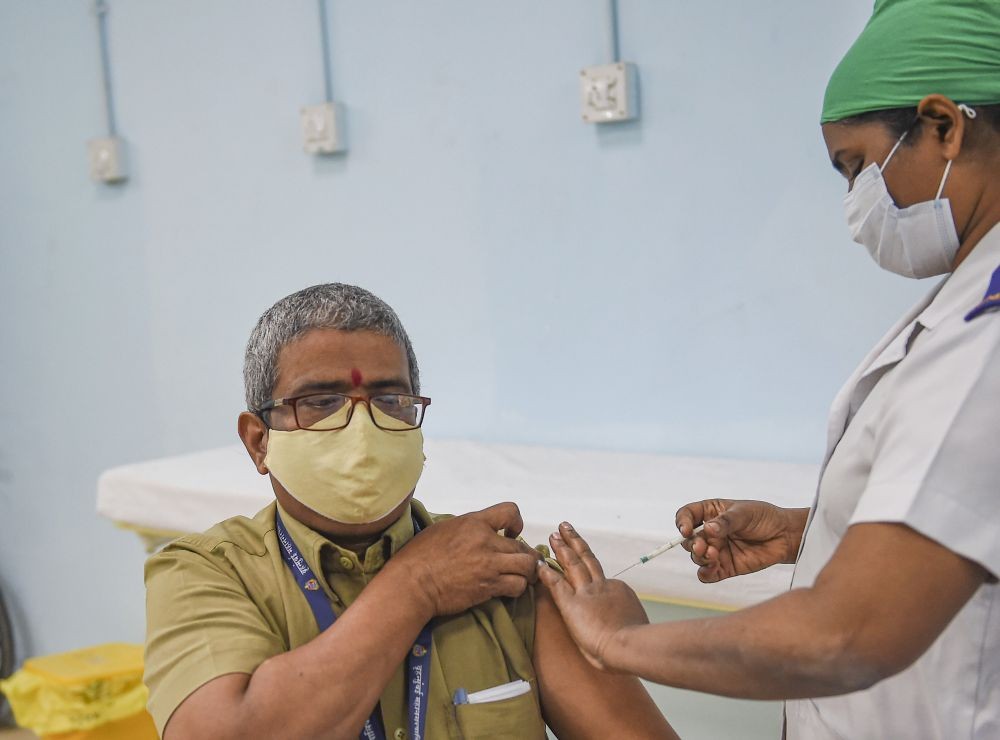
[549,524,604,586]
[679,534,704,554]
[701,504,755,541]
[549,531,593,587]
[675,502,709,539]
[688,540,719,568]
[558,522,606,581]
[536,560,574,601]
[697,563,724,583]
[676,501,729,539]
[681,536,717,560]
[696,543,726,582]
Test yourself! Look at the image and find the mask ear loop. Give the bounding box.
[931,104,974,200]
[884,105,973,174]
[958,103,978,119]
[880,130,908,171]
[934,159,953,201]
[930,104,976,201]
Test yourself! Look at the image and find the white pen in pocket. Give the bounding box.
[452,679,531,706]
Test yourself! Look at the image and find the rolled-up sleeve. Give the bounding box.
[143,542,285,735]
[851,317,1000,578]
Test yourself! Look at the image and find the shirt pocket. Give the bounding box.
[448,688,547,740]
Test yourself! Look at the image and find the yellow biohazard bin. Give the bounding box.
[0,643,158,740]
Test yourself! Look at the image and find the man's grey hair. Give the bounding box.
[243,283,420,412]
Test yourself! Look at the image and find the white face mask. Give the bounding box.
[264,402,425,525]
[843,132,960,279]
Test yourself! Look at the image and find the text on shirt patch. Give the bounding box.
[277,524,310,575]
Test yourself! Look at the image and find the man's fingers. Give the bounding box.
[478,501,524,538]
[489,534,538,557]
[515,539,542,557]
[494,574,529,598]
[499,552,543,583]
[557,522,605,581]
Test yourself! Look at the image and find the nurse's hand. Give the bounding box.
[675,499,809,583]
[536,522,649,671]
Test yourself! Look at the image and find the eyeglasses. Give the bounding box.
[258,393,431,432]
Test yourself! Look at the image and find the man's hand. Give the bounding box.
[536,522,649,671]
[387,502,542,617]
[675,499,809,583]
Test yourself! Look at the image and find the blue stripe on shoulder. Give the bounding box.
[965,264,1000,322]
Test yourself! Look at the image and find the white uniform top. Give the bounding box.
[785,224,1000,740]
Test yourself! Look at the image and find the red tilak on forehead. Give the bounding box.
[350,368,363,387]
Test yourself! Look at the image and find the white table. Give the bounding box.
[97,439,818,610]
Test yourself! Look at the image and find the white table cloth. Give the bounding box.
[97,439,818,609]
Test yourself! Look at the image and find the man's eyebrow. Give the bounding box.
[286,380,351,396]
[365,377,411,392]
[285,377,411,397]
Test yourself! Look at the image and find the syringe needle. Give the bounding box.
[610,561,641,579]
[609,524,706,580]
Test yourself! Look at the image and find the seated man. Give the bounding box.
[144,283,676,740]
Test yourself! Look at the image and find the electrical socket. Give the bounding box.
[87,136,128,183]
[579,62,638,124]
[301,102,347,154]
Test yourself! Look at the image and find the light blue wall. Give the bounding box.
[0,1,926,659]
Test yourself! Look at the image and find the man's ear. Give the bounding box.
[916,94,967,161]
[238,411,270,475]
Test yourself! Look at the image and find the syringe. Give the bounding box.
[610,523,706,578]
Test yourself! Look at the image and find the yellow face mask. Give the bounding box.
[263,402,425,524]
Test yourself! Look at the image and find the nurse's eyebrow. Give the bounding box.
[830,150,864,181]
[830,150,847,174]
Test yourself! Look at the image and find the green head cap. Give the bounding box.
[822,0,1000,124]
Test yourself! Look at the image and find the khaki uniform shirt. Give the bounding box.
[144,499,548,739]
[786,224,1000,739]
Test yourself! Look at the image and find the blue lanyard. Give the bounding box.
[275,511,433,740]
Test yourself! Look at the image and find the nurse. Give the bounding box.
[537,1,1000,737]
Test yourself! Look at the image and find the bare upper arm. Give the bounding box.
[532,578,678,740]
[162,672,251,740]
[810,521,988,680]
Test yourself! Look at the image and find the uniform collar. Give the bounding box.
[915,222,1000,331]
[274,498,432,580]
[820,222,1000,473]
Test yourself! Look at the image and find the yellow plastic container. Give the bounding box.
[0,643,157,739]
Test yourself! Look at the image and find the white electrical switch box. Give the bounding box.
[87,136,128,183]
[301,102,347,154]
[579,62,638,123]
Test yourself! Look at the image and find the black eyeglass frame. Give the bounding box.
[256,393,431,432]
